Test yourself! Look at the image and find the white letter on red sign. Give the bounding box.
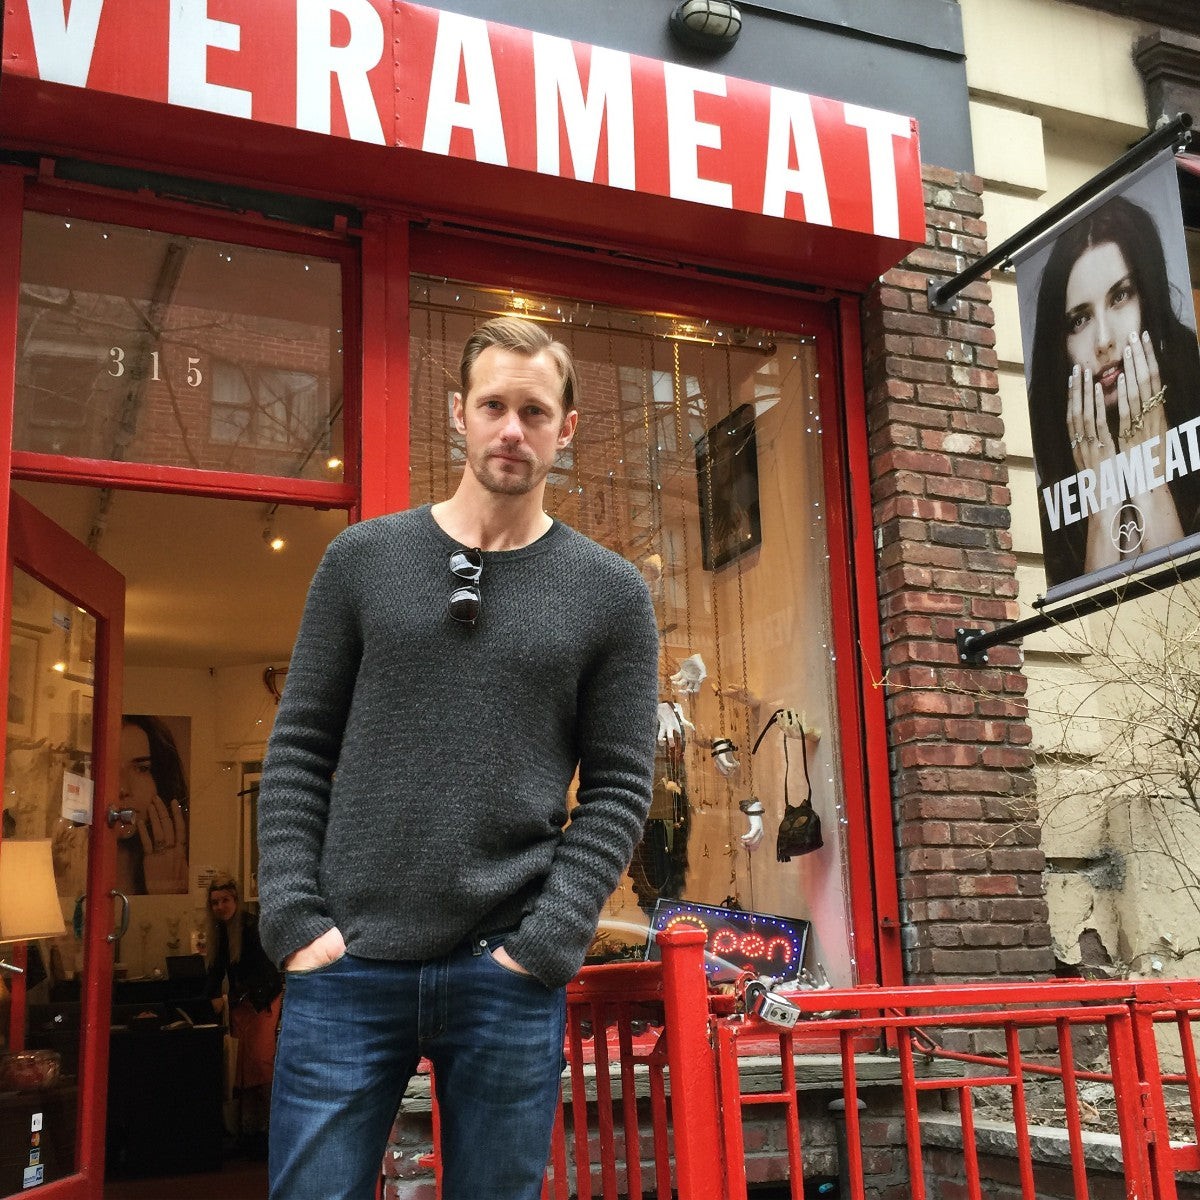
[296,0,385,144]
[168,0,251,118]
[422,11,507,166]
[844,105,911,239]
[662,63,732,209]
[762,89,831,225]
[26,0,104,87]
[531,34,634,189]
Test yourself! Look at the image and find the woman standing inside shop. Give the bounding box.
[206,872,283,1156]
[1028,194,1200,588]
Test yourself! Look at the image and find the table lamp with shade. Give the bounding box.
[1,839,68,1051]
[0,838,67,952]
[0,841,70,1090]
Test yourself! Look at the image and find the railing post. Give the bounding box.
[1129,995,1182,1200]
[658,927,726,1200]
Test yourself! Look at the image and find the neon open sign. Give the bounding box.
[646,901,810,981]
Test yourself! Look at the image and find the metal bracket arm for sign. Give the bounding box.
[929,112,1193,313]
[956,551,1200,664]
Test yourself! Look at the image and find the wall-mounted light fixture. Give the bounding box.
[669,0,742,53]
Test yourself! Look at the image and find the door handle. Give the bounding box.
[107,890,130,945]
[106,807,134,829]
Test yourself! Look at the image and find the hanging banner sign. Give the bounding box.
[1015,149,1200,602]
[3,1,924,243]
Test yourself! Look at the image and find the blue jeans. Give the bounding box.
[268,934,567,1200]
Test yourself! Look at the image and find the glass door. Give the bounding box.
[2,492,124,1200]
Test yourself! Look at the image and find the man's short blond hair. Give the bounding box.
[459,317,577,413]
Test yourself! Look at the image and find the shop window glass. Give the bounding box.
[410,278,858,987]
[15,213,344,482]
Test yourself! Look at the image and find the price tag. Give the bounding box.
[61,771,94,825]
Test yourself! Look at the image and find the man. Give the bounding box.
[257,316,659,1200]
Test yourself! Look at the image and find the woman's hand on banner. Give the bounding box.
[1067,364,1113,473]
[1115,329,1166,449]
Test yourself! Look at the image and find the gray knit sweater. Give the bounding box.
[257,505,659,989]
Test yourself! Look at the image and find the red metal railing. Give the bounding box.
[408,929,1200,1200]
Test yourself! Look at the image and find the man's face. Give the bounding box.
[453,346,577,497]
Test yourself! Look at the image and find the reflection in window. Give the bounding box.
[15,214,345,483]
[210,361,326,450]
[409,279,857,986]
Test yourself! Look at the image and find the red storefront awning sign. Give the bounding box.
[2,1,924,246]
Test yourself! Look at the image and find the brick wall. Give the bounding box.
[860,166,1054,987]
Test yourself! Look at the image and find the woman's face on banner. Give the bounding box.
[1064,240,1143,409]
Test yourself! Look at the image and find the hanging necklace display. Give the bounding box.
[601,330,621,545]
[440,308,452,500]
[752,710,824,861]
[638,334,662,591]
[694,347,743,899]
[631,334,693,909]
[728,346,764,906]
[424,298,436,505]
[669,339,710,812]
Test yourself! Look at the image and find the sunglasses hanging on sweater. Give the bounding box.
[448,548,483,626]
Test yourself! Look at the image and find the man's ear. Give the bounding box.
[452,392,467,436]
[558,408,579,449]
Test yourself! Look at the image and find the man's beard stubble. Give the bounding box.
[472,448,545,496]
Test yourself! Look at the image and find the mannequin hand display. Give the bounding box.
[670,653,707,695]
[285,925,346,973]
[741,814,764,851]
[711,737,739,777]
[739,798,765,851]
[777,709,821,744]
[137,797,188,894]
[656,701,694,750]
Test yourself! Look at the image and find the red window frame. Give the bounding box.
[408,224,901,989]
[11,178,362,514]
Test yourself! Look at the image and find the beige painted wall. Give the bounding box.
[959,0,1200,982]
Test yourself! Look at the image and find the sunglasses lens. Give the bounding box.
[449,585,480,624]
[450,549,483,581]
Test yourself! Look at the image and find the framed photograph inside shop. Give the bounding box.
[66,611,95,684]
[696,403,761,570]
[11,570,53,633]
[7,630,40,739]
[68,689,93,753]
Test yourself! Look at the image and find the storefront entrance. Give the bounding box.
[3,483,343,1195]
